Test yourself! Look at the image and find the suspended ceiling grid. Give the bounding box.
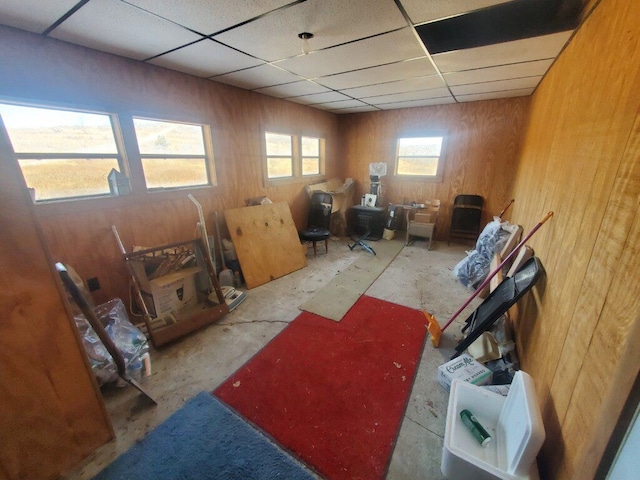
[0,0,583,114]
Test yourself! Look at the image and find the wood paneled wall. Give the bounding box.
[509,0,640,477]
[0,26,340,477]
[338,98,530,237]
[0,26,340,307]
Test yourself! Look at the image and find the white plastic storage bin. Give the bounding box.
[441,370,545,480]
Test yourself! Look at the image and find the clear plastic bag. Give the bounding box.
[453,217,511,289]
[74,298,149,386]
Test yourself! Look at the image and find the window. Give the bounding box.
[133,117,215,190]
[395,136,445,181]
[265,132,324,182]
[0,103,123,201]
[265,132,293,179]
[301,136,321,176]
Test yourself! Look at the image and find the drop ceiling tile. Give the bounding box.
[401,0,513,24]
[287,91,352,105]
[254,80,330,98]
[341,75,445,98]
[364,87,451,104]
[455,87,534,102]
[276,28,425,79]
[49,0,202,61]
[443,59,553,86]
[125,0,292,35]
[211,63,304,89]
[376,96,456,110]
[451,76,541,96]
[0,0,79,34]
[149,39,261,77]
[316,57,436,90]
[215,0,407,62]
[432,31,572,73]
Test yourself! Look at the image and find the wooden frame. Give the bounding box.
[123,238,228,347]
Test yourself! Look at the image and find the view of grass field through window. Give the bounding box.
[133,118,211,189]
[265,132,322,179]
[396,136,443,176]
[301,136,320,176]
[265,132,293,178]
[0,103,122,200]
[18,158,120,200]
[0,103,215,200]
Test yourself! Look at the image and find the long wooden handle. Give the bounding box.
[112,225,152,318]
[498,198,515,218]
[441,211,553,332]
[56,263,128,375]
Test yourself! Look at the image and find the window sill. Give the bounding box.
[33,184,221,217]
[393,174,443,183]
[265,174,325,187]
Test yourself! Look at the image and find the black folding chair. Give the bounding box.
[451,256,543,359]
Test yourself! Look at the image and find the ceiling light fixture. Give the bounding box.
[298,32,314,55]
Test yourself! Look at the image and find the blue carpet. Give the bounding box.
[93,392,316,480]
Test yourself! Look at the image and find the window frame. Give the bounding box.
[264,131,296,180]
[301,135,323,177]
[0,100,128,203]
[132,116,217,192]
[394,133,447,183]
[263,130,325,186]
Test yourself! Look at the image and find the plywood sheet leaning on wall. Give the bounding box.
[225,202,307,289]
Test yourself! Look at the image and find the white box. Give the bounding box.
[140,266,200,317]
[438,354,492,391]
[441,371,545,480]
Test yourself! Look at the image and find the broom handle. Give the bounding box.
[441,211,553,332]
[498,199,515,218]
[111,225,153,319]
[215,212,226,271]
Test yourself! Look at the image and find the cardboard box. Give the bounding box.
[438,354,492,391]
[139,266,200,317]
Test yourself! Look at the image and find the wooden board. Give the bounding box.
[0,125,113,479]
[225,203,307,289]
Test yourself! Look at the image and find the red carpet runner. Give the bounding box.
[215,295,429,480]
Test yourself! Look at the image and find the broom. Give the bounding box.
[426,211,553,347]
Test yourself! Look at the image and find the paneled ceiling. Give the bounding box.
[0,0,583,114]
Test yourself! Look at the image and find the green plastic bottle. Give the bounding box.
[460,409,493,447]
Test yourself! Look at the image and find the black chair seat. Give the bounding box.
[300,227,330,241]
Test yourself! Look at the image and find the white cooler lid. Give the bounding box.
[499,370,546,476]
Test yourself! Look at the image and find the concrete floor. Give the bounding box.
[64,237,481,480]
